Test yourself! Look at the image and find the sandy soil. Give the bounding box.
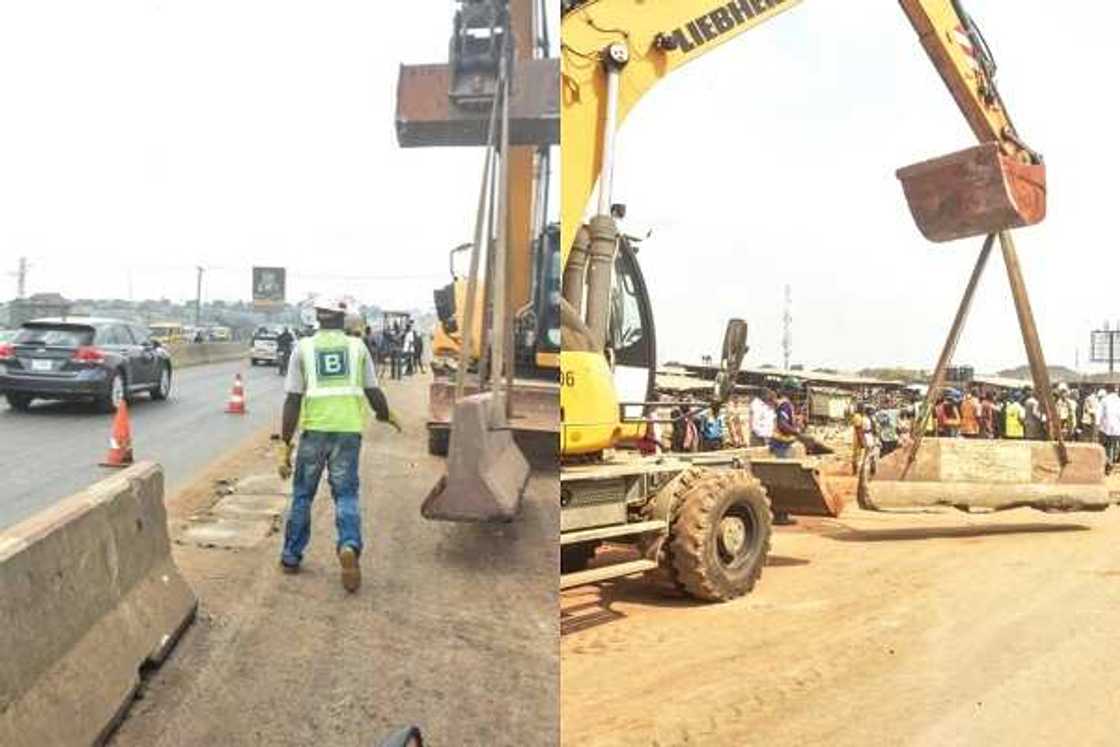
[561,467,1120,746]
[110,373,558,747]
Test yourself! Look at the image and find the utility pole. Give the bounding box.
[14,256,29,299]
[195,266,204,326]
[782,284,792,371]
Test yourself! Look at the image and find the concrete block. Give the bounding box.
[0,462,197,746]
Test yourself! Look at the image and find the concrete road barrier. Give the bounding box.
[167,341,248,369]
[0,462,196,746]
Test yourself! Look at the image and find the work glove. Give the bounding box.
[274,439,293,480]
[385,410,403,434]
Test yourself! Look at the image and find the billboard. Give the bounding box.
[1090,330,1120,363]
[252,267,286,308]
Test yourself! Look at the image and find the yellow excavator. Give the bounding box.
[560,0,1107,600]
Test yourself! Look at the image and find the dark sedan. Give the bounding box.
[0,318,173,412]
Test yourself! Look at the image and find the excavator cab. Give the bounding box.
[897,142,1046,243]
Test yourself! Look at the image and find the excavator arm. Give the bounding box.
[560,0,1041,263]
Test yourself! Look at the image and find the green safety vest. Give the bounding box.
[298,330,368,433]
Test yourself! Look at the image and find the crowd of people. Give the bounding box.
[364,319,425,381]
[639,380,1120,475]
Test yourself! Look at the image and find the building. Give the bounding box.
[2,293,72,328]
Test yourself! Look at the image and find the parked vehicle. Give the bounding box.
[0,318,173,412]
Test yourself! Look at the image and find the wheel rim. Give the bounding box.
[111,375,124,406]
[159,368,170,396]
[716,504,758,571]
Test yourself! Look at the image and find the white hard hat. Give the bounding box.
[1057,382,1069,393]
[311,295,347,314]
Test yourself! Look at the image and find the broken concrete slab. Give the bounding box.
[212,493,289,521]
[179,517,275,550]
[232,473,290,496]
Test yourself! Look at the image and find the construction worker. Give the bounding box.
[1004,391,1026,439]
[1081,389,1101,443]
[275,297,401,592]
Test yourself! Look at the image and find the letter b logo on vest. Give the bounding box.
[316,348,350,379]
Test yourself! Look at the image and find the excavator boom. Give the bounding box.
[560,0,1044,264]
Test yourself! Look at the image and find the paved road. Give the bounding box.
[110,371,559,746]
[0,359,285,530]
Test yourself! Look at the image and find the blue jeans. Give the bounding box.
[768,439,796,459]
[281,431,363,567]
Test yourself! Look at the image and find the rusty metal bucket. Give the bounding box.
[421,391,530,522]
[898,143,1046,243]
[749,459,846,518]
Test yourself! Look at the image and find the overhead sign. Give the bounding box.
[252,267,286,307]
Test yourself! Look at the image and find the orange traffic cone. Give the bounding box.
[100,399,134,468]
[225,373,247,414]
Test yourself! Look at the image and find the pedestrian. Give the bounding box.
[749,389,776,447]
[412,328,425,373]
[875,405,901,457]
[979,390,997,439]
[1003,391,1026,440]
[768,383,801,459]
[274,297,402,591]
[769,381,801,525]
[276,325,295,377]
[1054,383,1077,440]
[960,388,980,438]
[1023,386,1045,440]
[402,328,415,376]
[1081,388,1100,443]
[935,393,961,437]
[699,405,725,452]
[1098,384,1120,470]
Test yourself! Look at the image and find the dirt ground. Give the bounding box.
[110,372,558,747]
[561,467,1120,746]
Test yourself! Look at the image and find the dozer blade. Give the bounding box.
[421,391,530,522]
[898,143,1046,243]
[860,438,1111,512]
[749,458,846,518]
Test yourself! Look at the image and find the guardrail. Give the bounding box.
[166,341,248,368]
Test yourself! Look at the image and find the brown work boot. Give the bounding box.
[338,546,361,593]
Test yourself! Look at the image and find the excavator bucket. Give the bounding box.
[750,459,846,518]
[421,391,530,522]
[860,438,1112,512]
[898,143,1046,243]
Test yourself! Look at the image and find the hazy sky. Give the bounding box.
[607,1,1117,373]
[0,2,556,311]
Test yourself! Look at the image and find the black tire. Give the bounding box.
[150,363,171,401]
[666,469,772,602]
[6,394,32,411]
[561,542,600,574]
[428,426,450,457]
[99,370,126,413]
